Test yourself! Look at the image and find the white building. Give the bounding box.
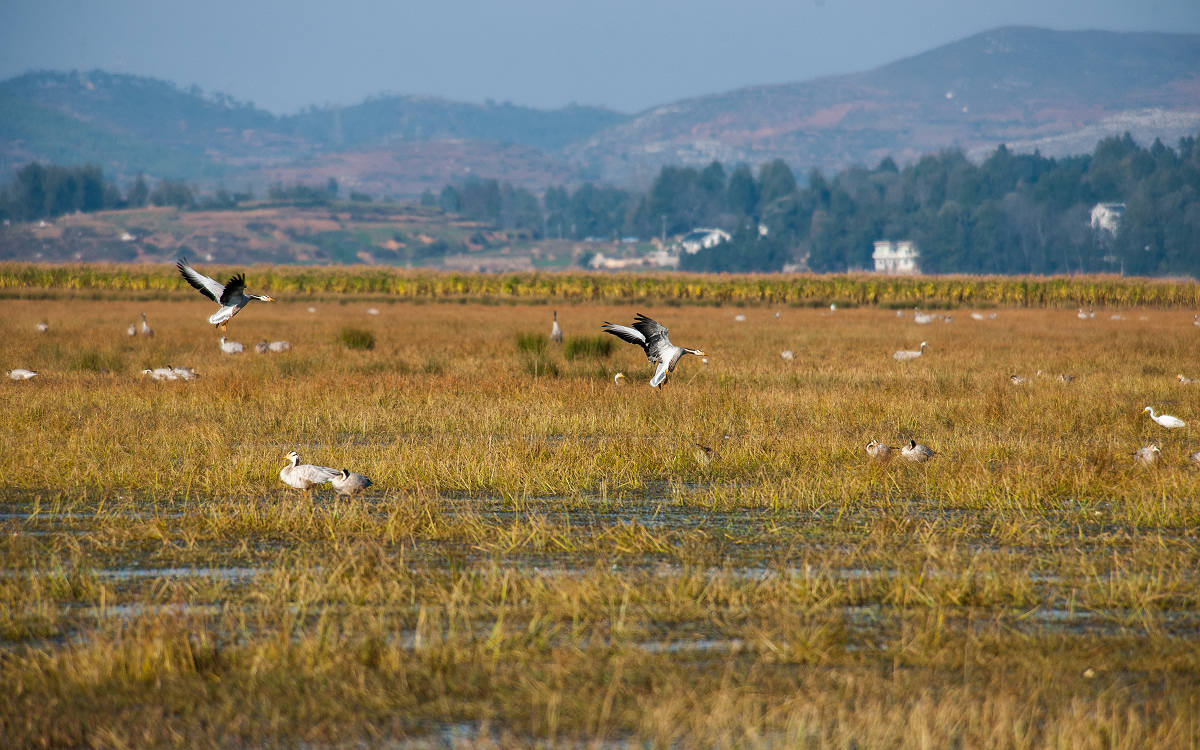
[872,240,920,275]
[678,228,731,255]
[1090,203,1125,236]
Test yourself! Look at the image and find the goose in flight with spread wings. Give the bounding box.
[601,313,705,388]
[177,258,274,330]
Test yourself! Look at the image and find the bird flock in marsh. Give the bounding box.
[9,260,1200,494]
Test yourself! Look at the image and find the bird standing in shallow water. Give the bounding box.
[1144,406,1186,429]
[601,313,705,388]
[177,258,274,331]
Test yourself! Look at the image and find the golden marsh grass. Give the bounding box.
[2,292,1200,747]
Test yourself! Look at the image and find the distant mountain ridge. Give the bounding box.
[1,26,1197,194]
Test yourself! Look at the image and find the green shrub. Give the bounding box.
[515,332,547,355]
[563,335,615,361]
[338,327,375,350]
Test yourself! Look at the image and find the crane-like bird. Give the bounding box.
[551,311,563,343]
[601,313,705,388]
[177,258,274,330]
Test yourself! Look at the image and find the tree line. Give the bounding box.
[428,132,1200,276]
[5,130,1199,276]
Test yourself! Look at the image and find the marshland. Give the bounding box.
[2,268,1199,748]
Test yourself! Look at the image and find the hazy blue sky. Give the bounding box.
[3,0,1197,114]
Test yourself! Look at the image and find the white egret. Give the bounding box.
[1144,407,1185,429]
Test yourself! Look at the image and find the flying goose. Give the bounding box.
[1144,406,1186,429]
[550,311,563,343]
[1133,443,1161,467]
[7,368,37,380]
[901,439,935,463]
[139,312,154,337]
[893,341,927,362]
[177,258,274,331]
[268,340,291,353]
[865,440,895,463]
[331,468,373,496]
[279,451,340,491]
[219,337,244,354]
[601,313,705,388]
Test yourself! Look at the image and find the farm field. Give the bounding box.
[2,293,1200,748]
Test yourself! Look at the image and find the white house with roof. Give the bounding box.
[678,228,731,254]
[872,240,920,275]
[1090,203,1125,236]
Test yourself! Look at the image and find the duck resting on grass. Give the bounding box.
[177,257,274,331]
[601,313,705,388]
[279,450,340,492]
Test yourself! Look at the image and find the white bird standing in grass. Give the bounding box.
[139,312,154,337]
[1144,406,1186,429]
[902,439,935,463]
[865,440,895,463]
[279,451,340,491]
[602,313,705,388]
[893,341,927,362]
[331,468,373,496]
[219,337,244,354]
[177,258,274,331]
[1133,443,1161,467]
[7,368,37,380]
[551,311,563,343]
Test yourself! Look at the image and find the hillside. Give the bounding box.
[567,27,1200,180]
[0,27,1197,193]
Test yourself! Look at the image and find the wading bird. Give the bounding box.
[893,341,927,362]
[1133,443,1161,467]
[332,468,373,496]
[902,439,935,463]
[551,311,563,343]
[177,258,274,331]
[279,451,340,491]
[219,337,244,355]
[139,312,154,337]
[601,313,706,388]
[1144,406,1186,430]
[865,440,895,463]
[7,368,37,380]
